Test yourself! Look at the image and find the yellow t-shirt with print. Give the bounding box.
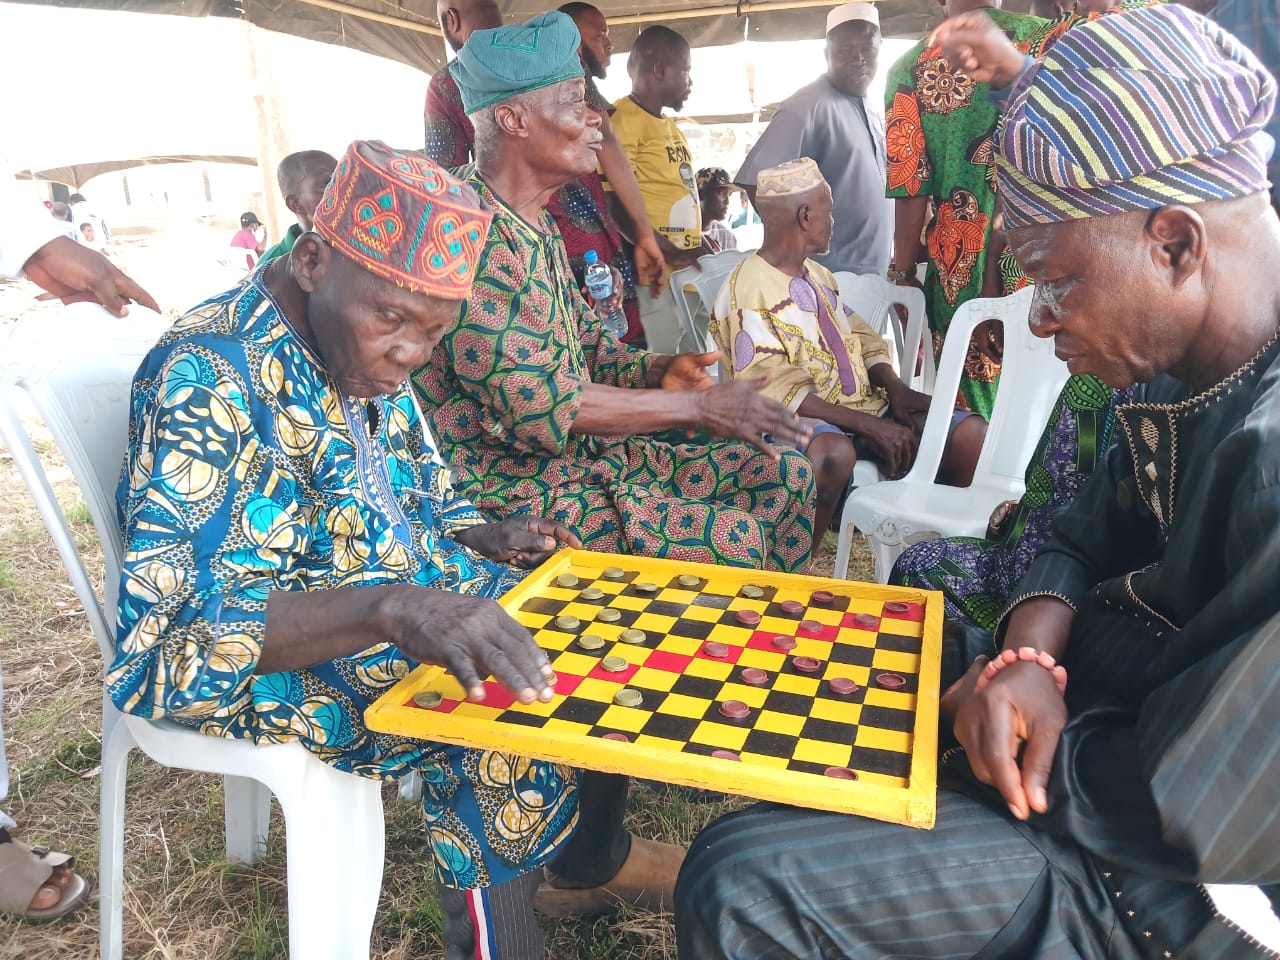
[608,96,702,253]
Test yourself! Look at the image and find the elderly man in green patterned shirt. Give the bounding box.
[413,11,818,578]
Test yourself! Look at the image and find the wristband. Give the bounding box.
[973,646,1067,696]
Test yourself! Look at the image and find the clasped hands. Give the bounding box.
[942,650,1068,821]
[855,380,932,479]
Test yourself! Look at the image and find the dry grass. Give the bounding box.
[0,421,874,960]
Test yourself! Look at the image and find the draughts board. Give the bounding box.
[365,550,944,826]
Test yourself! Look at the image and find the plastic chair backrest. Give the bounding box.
[0,303,169,661]
[904,286,1066,486]
[832,271,933,390]
[969,287,1069,487]
[669,249,753,354]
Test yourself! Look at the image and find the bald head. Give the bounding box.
[630,25,688,73]
[629,25,692,111]
[438,0,501,51]
[276,150,337,231]
[558,1,600,19]
[277,150,337,196]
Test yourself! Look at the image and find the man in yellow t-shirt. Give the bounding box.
[610,25,712,353]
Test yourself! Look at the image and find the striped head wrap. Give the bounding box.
[997,4,1276,228]
[314,140,492,299]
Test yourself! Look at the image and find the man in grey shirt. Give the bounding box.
[735,1,892,276]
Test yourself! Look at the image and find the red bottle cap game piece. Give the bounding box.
[811,590,834,604]
[792,655,822,674]
[853,613,880,629]
[771,634,797,651]
[719,699,751,719]
[702,641,731,659]
[602,732,631,742]
[828,677,858,696]
[823,766,858,780]
[735,609,762,627]
[884,601,911,614]
[779,599,805,616]
[799,619,823,633]
[875,672,907,690]
[711,749,741,761]
[740,667,769,686]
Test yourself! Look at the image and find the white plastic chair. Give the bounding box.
[1206,885,1280,950]
[669,249,753,365]
[833,272,935,392]
[0,303,385,960]
[834,286,1070,582]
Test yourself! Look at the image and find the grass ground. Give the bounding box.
[0,421,875,960]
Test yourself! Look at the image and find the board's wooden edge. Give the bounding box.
[494,550,940,613]
[366,669,925,825]
[907,589,945,830]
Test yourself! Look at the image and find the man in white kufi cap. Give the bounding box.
[712,157,986,546]
[826,0,879,31]
[734,2,892,277]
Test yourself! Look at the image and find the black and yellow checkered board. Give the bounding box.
[365,550,944,827]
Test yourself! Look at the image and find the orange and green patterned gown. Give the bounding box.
[884,7,1047,417]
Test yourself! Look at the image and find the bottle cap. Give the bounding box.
[584,250,599,264]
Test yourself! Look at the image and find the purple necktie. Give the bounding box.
[789,275,857,396]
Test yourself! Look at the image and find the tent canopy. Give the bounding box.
[16,0,1031,73]
[16,155,258,190]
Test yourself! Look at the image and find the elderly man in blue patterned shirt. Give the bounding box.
[110,140,670,960]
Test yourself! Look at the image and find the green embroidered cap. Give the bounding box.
[449,11,585,115]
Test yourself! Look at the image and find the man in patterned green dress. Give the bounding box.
[111,141,679,960]
[414,12,817,575]
[884,0,1047,417]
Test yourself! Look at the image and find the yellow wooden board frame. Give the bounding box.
[366,550,943,828]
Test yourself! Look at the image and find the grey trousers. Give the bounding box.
[675,789,1143,960]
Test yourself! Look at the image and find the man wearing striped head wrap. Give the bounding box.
[677,7,1280,958]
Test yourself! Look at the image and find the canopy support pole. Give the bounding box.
[244,21,291,245]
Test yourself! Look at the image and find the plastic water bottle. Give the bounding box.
[583,249,628,339]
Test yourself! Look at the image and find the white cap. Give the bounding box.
[826,2,879,32]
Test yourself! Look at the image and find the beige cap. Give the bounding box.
[826,1,879,32]
[756,157,828,198]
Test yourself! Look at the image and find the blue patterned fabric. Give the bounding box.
[108,273,579,888]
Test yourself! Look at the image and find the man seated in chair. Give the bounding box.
[109,141,683,960]
[678,8,1280,958]
[413,12,818,576]
[712,157,986,548]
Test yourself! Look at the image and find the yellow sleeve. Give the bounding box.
[712,302,817,411]
[844,305,893,369]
